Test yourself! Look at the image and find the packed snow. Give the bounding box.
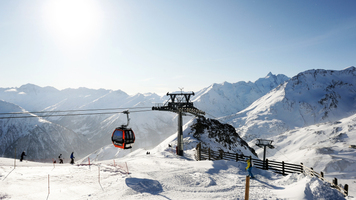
[1,68,356,199]
[0,133,349,200]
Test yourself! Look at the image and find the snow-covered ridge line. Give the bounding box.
[226,67,356,141]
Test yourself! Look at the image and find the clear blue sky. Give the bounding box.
[0,0,355,95]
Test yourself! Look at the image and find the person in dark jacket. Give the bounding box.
[59,154,63,164]
[20,151,26,162]
[70,152,75,164]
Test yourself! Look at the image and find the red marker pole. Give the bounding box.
[14,148,16,169]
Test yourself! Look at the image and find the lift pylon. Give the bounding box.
[152,91,205,156]
[256,139,275,170]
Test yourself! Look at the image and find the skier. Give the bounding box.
[70,152,75,164]
[245,157,254,178]
[20,151,26,162]
[58,154,63,164]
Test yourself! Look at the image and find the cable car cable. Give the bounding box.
[0,106,152,116]
[0,109,153,120]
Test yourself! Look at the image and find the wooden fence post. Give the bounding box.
[333,178,338,186]
[265,159,269,170]
[282,161,285,176]
[208,148,211,160]
[196,143,201,161]
[344,184,348,196]
[197,142,201,160]
[219,150,223,160]
[236,153,239,162]
[300,163,304,174]
[320,171,324,178]
[245,176,250,200]
[198,143,201,160]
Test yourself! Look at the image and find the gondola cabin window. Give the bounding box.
[125,130,134,143]
[111,128,135,149]
[112,130,124,145]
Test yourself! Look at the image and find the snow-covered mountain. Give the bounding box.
[1,67,355,166]
[225,67,356,141]
[0,72,288,161]
[267,112,356,173]
[1,67,355,198]
[0,85,180,160]
[192,72,290,118]
[184,116,257,157]
[0,100,91,160]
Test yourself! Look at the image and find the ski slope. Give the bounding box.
[0,135,349,200]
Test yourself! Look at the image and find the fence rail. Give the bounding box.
[195,143,348,197]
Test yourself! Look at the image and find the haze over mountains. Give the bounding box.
[0,67,355,174]
[0,71,290,160]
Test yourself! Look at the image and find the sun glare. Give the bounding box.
[43,0,101,44]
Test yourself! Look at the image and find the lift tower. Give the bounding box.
[152,91,205,156]
[256,139,275,170]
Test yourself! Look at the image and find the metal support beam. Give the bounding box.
[263,145,267,169]
[152,91,204,156]
[256,139,274,170]
[177,110,183,156]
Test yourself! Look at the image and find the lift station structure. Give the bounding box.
[152,91,205,156]
[256,139,275,169]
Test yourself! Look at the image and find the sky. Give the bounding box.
[0,0,355,95]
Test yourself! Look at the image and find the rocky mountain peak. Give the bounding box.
[188,116,257,156]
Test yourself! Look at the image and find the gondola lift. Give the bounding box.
[111,110,135,149]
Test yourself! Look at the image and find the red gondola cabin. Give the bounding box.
[111,127,135,149]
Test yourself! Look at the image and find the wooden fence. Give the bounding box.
[195,143,348,196]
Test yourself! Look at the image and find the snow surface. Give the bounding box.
[0,133,348,200]
[252,112,356,199]
[1,68,355,199]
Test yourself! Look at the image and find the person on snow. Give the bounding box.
[20,151,26,162]
[70,152,75,164]
[58,154,63,164]
[245,157,254,178]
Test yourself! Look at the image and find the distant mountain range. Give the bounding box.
[1,67,355,168]
[192,72,290,118]
[224,67,356,142]
[0,71,288,160]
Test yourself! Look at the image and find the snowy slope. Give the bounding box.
[1,67,355,198]
[82,116,258,162]
[0,133,348,200]
[225,67,356,141]
[192,72,289,118]
[254,112,356,197]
